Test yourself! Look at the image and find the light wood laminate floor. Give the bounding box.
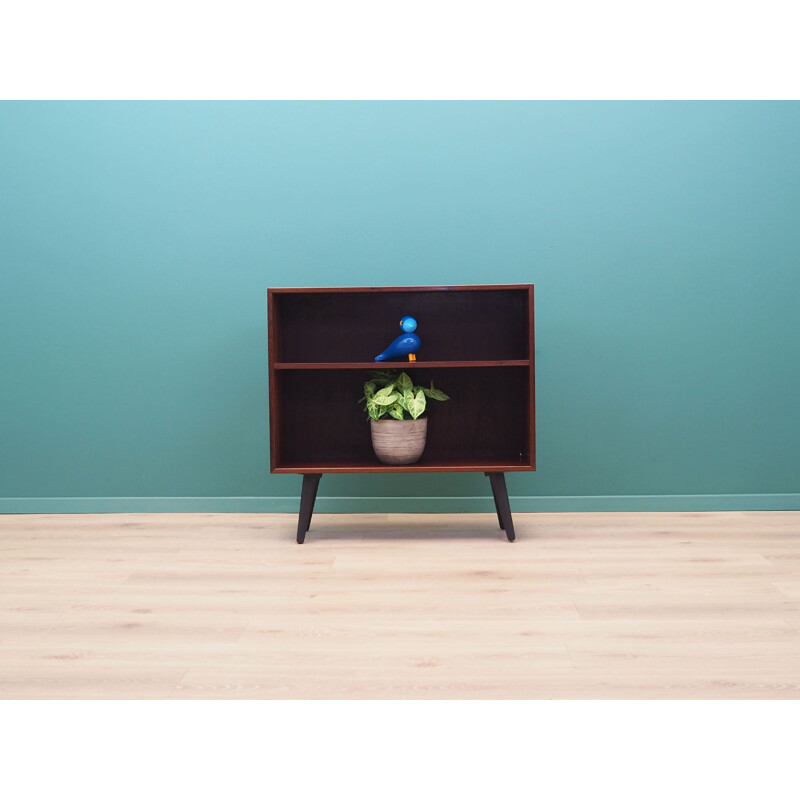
[1,511,799,699]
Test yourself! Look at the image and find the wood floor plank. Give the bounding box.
[0,664,187,699]
[2,510,800,698]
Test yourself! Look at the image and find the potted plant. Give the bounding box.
[359,369,449,465]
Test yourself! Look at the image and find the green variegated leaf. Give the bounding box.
[366,398,385,420]
[369,370,394,386]
[422,381,449,401]
[363,381,376,398]
[406,388,426,419]
[396,371,413,391]
[373,391,400,406]
[374,383,395,399]
[387,402,405,420]
[395,392,408,411]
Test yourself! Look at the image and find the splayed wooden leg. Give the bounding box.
[486,472,515,542]
[297,473,322,544]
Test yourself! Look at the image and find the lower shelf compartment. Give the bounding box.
[270,366,533,472]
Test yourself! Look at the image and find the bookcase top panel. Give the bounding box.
[269,284,533,294]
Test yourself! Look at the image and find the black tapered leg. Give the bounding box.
[297,473,322,544]
[487,472,515,542]
[484,472,505,530]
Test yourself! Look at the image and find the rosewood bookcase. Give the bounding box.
[267,284,535,543]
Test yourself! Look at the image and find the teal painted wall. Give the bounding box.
[1,101,799,513]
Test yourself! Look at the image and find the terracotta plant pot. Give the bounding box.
[370,417,427,465]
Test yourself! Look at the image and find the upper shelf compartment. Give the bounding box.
[269,286,533,364]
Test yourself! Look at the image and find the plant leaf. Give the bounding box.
[373,391,400,407]
[369,369,396,386]
[397,371,413,391]
[366,398,385,420]
[406,388,426,419]
[363,381,376,398]
[422,381,449,401]
[387,402,405,420]
[374,383,395,399]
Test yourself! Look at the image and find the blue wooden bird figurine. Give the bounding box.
[374,316,420,362]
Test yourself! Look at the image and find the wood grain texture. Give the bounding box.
[267,285,534,293]
[1,511,800,698]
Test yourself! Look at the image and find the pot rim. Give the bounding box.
[370,416,427,423]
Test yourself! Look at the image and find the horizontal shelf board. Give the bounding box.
[272,459,535,474]
[269,284,532,294]
[273,360,530,370]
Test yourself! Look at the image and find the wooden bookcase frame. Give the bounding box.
[267,284,535,542]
